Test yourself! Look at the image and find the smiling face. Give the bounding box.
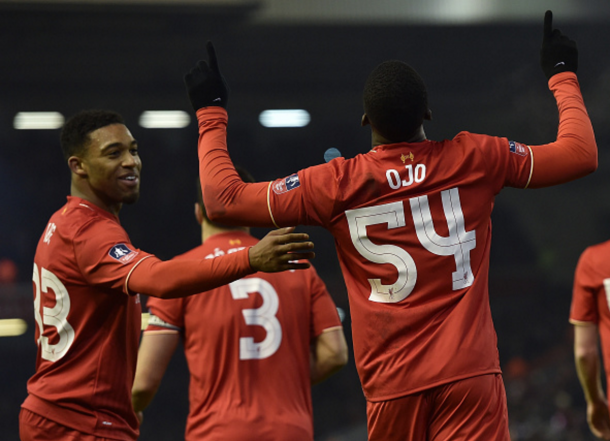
[69,123,141,215]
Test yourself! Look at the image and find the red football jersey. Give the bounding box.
[196,73,595,402]
[266,131,530,401]
[145,231,342,441]
[22,196,153,440]
[570,241,610,386]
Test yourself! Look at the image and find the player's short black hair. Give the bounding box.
[363,60,428,142]
[60,110,125,161]
[197,165,255,228]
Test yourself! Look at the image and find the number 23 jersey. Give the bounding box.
[24,196,152,440]
[269,132,532,401]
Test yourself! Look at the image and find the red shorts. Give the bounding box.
[19,408,116,441]
[366,374,510,441]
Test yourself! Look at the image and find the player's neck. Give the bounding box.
[201,223,249,243]
[70,182,122,217]
[371,126,427,148]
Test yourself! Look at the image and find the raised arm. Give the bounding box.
[185,42,277,227]
[526,10,597,188]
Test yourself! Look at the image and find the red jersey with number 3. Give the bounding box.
[145,231,342,441]
[267,133,532,401]
[570,241,610,384]
[22,196,153,440]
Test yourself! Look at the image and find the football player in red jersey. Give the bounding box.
[20,110,315,441]
[131,172,348,440]
[571,242,610,440]
[185,10,596,441]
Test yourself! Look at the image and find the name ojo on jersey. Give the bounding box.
[386,164,427,190]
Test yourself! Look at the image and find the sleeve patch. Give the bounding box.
[108,243,139,264]
[147,314,181,331]
[272,173,300,195]
[509,140,528,157]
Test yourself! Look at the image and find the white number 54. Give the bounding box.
[346,187,476,303]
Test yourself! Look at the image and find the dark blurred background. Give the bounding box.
[2,1,610,439]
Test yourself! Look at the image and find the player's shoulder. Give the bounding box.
[449,131,515,161]
[172,243,208,261]
[581,240,610,262]
[60,197,110,220]
[300,155,349,179]
[452,131,503,145]
[47,197,112,236]
[58,201,133,255]
[173,232,256,261]
[319,150,385,182]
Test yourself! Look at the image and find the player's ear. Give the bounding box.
[361,114,370,127]
[68,156,87,177]
[424,108,432,121]
[194,202,204,225]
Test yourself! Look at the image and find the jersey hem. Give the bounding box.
[569,318,596,326]
[363,368,502,402]
[21,394,138,441]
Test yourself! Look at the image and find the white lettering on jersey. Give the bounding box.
[43,223,56,245]
[32,264,75,361]
[386,164,427,190]
[229,278,282,360]
[410,188,476,290]
[345,202,417,303]
[205,246,247,259]
[346,187,476,303]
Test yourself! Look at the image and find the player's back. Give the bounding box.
[284,131,531,400]
[146,231,334,441]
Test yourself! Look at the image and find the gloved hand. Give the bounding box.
[540,10,578,80]
[184,41,229,110]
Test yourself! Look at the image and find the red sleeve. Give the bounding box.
[74,217,154,295]
[264,163,340,228]
[144,296,185,332]
[127,248,254,298]
[197,109,342,227]
[197,107,275,227]
[570,247,599,324]
[308,265,343,339]
[527,72,597,188]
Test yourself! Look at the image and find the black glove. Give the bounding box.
[184,41,229,110]
[540,10,578,80]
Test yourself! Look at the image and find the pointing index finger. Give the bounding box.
[206,41,220,74]
[543,10,553,38]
